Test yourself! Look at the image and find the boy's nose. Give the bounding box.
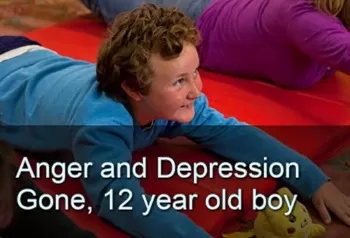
[189,81,201,99]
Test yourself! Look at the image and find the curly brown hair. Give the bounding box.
[314,0,350,28]
[96,4,201,101]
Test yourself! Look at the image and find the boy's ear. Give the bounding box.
[121,81,143,101]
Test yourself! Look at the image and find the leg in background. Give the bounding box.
[80,0,211,24]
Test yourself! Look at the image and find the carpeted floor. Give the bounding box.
[1,1,349,237]
[0,0,89,35]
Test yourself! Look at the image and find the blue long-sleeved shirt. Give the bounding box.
[0,49,328,237]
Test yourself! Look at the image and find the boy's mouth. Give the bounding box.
[181,103,193,108]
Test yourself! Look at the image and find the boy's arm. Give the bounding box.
[286,4,350,73]
[0,140,14,229]
[72,127,211,238]
[162,94,329,199]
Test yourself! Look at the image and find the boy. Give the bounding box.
[0,4,349,237]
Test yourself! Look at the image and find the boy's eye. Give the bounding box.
[193,69,199,78]
[174,78,184,86]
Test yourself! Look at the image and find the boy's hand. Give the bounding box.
[312,181,350,226]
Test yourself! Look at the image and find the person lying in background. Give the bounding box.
[0,4,349,238]
[81,0,350,89]
[0,141,97,238]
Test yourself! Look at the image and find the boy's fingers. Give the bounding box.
[314,199,331,224]
[341,204,350,226]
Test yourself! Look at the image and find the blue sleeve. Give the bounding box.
[163,94,329,199]
[72,126,211,238]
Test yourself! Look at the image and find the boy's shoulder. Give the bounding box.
[73,94,134,127]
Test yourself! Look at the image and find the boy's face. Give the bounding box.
[144,42,203,123]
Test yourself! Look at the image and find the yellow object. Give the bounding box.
[223,187,326,238]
